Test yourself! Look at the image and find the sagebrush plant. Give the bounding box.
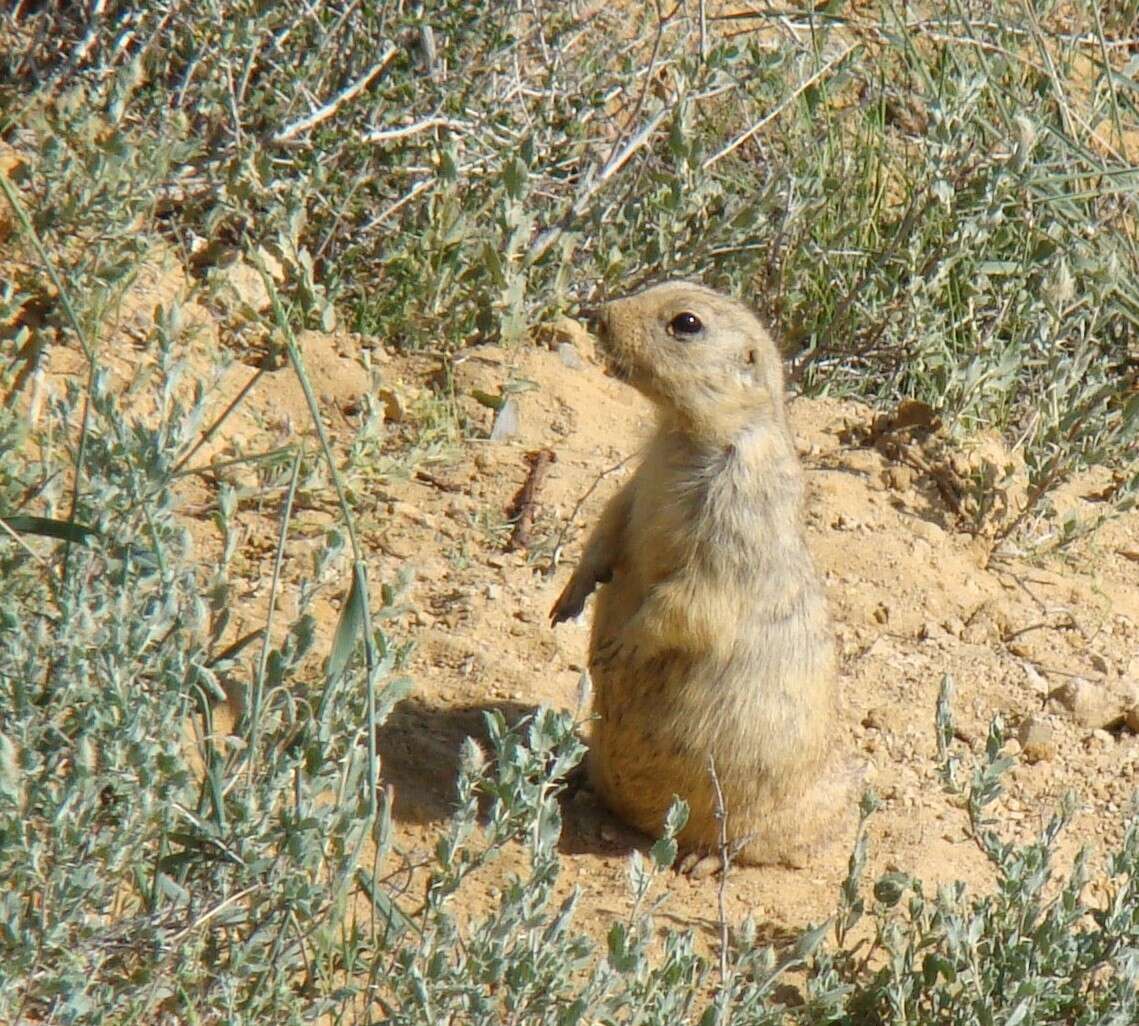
[3,0,1136,527]
[4,1,1139,1024]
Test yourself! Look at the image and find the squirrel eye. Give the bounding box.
[668,312,703,336]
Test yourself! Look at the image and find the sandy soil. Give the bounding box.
[14,246,1139,954]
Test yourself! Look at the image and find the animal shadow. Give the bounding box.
[378,696,537,825]
[378,695,633,860]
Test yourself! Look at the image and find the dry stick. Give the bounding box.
[702,41,858,170]
[789,183,942,387]
[712,8,1139,50]
[419,19,439,81]
[64,0,107,71]
[247,447,303,788]
[256,259,382,827]
[207,626,267,668]
[171,885,262,944]
[506,449,557,552]
[579,108,672,210]
[1020,0,1077,142]
[527,2,674,265]
[363,177,435,232]
[0,516,57,576]
[175,445,295,483]
[5,325,47,409]
[271,44,397,145]
[545,453,638,576]
[708,754,732,995]
[414,469,463,494]
[361,116,469,144]
[1089,1,1131,156]
[617,0,670,162]
[527,106,672,265]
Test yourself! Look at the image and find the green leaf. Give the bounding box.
[470,388,504,411]
[873,872,910,907]
[650,836,677,869]
[356,867,417,940]
[1,515,99,545]
[503,155,528,200]
[327,562,368,683]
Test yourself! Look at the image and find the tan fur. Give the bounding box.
[552,281,852,867]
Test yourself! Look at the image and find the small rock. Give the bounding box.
[388,500,435,530]
[1090,653,1111,674]
[556,342,583,369]
[883,465,915,491]
[1016,715,1055,764]
[912,519,947,545]
[685,854,723,881]
[862,706,903,732]
[961,604,1006,645]
[379,385,417,423]
[256,245,286,283]
[1050,677,1126,730]
[538,314,597,357]
[873,603,890,625]
[888,398,938,431]
[489,397,520,441]
[1021,661,1049,694]
[446,496,472,517]
[1087,728,1115,750]
[219,259,272,312]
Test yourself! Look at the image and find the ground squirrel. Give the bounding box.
[551,281,851,867]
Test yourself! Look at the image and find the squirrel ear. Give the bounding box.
[738,348,764,389]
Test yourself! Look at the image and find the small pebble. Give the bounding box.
[557,342,584,369]
[1016,715,1055,764]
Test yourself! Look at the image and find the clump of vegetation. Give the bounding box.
[3,1,1136,518]
[2,1,1139,1023]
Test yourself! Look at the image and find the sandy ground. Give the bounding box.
[13,245,1139,954]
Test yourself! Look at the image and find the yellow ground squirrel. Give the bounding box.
[551,281,852,867]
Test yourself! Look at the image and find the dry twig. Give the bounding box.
[271,45,397,144]
[506,449,556,552]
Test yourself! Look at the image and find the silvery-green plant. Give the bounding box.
[4,5,1135,535]
[5,4,1139,1023]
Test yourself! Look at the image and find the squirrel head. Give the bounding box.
[588,281,788,443]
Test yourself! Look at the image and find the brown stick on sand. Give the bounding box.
[506,449,557,552]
